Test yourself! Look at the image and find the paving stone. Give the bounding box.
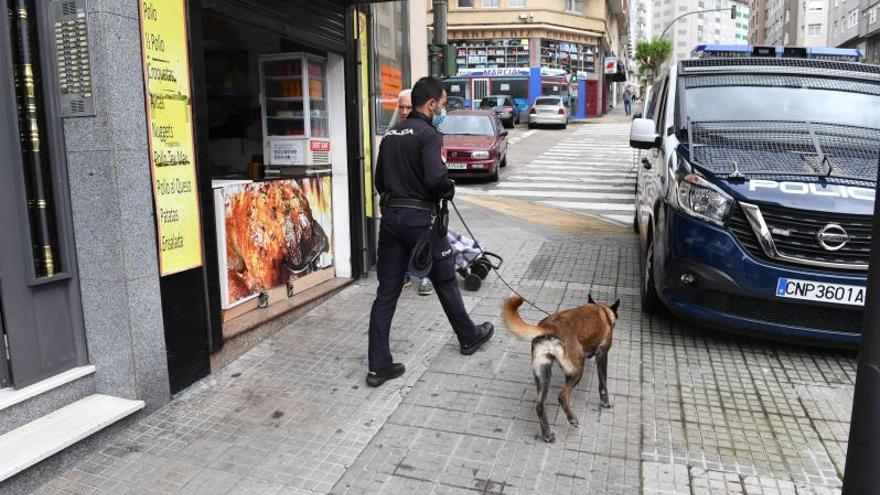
[28,125,857,495]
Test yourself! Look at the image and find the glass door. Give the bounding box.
[262,57,306,138]
[307,58,327,138]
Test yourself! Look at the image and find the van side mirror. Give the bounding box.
[499,130,508,137]
[632,112,643,119]
[630,118,659,149]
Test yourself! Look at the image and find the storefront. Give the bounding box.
[164,0,402,380]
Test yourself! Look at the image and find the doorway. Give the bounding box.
[0,0,87,389]
[471,78,490,109]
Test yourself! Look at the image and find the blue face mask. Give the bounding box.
[432,106,447,127]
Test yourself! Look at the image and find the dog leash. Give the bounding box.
[449,199,551,316]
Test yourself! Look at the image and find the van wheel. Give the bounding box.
[500,155,507,168]
[641,236,662,314]
[489,167,499,182]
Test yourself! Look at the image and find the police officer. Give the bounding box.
[366,77,494,387]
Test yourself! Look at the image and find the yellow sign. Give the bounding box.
[139,0,203,276]
[357,13,374,218]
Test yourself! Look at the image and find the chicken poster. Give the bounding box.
[223,178,333,306]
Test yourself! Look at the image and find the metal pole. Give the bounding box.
[433,0,447,45]
[431,0,448,78]
[842,154,880,494]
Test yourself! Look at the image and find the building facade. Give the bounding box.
[828,0,861,45]
[749,0,801,44]
[797,0,831,46]
[859,0,880,60]
[654,0,750,61]
[429,0,629,114]
[0,1,419,494]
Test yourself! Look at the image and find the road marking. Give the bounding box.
[497,182,634,191]
[482,190,634,200]
[539,200,636,211]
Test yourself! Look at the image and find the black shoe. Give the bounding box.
[366,363,405,387]
[460,322,494,355]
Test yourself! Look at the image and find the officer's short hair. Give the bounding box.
[411,77,445,109]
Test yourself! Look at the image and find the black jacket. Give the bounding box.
[375,110,454,202]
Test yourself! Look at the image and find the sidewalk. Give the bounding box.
[28,197,854,495]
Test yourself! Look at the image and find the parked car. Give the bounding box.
[439,110,508,182]
[630,44,880,347]
[447,95,466,111]
[478,95,519,128]
[528,96,569,129]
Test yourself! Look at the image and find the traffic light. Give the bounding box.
[444,45,457,77]
[429,44,444,78]
[730,5,737,19]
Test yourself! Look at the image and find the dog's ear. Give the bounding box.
[588,293,596,305]
[610,300,620,317]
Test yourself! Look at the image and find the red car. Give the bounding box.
[439,110,508,182]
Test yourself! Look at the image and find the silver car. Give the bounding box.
[527,96,569,129]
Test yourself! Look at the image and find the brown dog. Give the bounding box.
[502,294,619,442]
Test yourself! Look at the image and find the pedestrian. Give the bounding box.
[623,87,633,116]
[367,77,494,387]
[395,89,434,296]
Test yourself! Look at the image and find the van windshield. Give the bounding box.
[684,86,880,128]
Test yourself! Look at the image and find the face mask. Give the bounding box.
[432,106,447,127]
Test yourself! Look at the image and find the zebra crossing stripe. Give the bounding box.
[482,190,633,200]
[539,200,636,212]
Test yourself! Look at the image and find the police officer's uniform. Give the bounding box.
[368,110,487,374]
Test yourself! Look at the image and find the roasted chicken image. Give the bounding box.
[225,180,329,303]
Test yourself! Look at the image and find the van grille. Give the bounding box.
[727,203,872,270]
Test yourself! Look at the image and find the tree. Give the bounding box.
[634,39,672,84]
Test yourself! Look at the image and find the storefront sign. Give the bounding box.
[270,140,305,165]
[139,0,203,276]
[604,57,618,74]
[310,140,330,152]
[380,64,403,111]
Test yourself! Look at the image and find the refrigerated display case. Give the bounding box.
[259,52,331,166]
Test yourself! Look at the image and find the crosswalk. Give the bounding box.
[463,124,638,225]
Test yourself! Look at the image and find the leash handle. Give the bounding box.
[449,200,550,316]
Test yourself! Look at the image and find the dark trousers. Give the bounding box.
[368,207,477,371]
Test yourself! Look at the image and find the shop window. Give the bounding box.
[372,2,409,134]
[483,0,500,6]
[458,0,475,7]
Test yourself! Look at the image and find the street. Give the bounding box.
[457,122,637,227]
[31,121,856,495]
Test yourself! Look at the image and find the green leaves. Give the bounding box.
[634,39,672,83]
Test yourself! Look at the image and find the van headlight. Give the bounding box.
[670,172,732,226]
[471,151,490,159]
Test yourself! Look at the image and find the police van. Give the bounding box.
[629,45,880,346]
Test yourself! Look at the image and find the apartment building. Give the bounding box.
[652,0,750,61]
[429,0,629,113]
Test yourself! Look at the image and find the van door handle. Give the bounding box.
[641,158,652,170]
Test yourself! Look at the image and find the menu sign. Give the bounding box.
[139,0,203,275]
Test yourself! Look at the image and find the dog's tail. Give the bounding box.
[502,296,550,341]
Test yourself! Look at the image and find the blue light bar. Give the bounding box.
[691,44,863,62]
[808,46,862,62]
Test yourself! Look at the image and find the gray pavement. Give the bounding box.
[28,123,856,495]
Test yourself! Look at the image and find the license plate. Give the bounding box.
[776,278,866,306]
[447,162,467,170]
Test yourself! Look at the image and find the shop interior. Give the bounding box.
[197,11,353,334]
